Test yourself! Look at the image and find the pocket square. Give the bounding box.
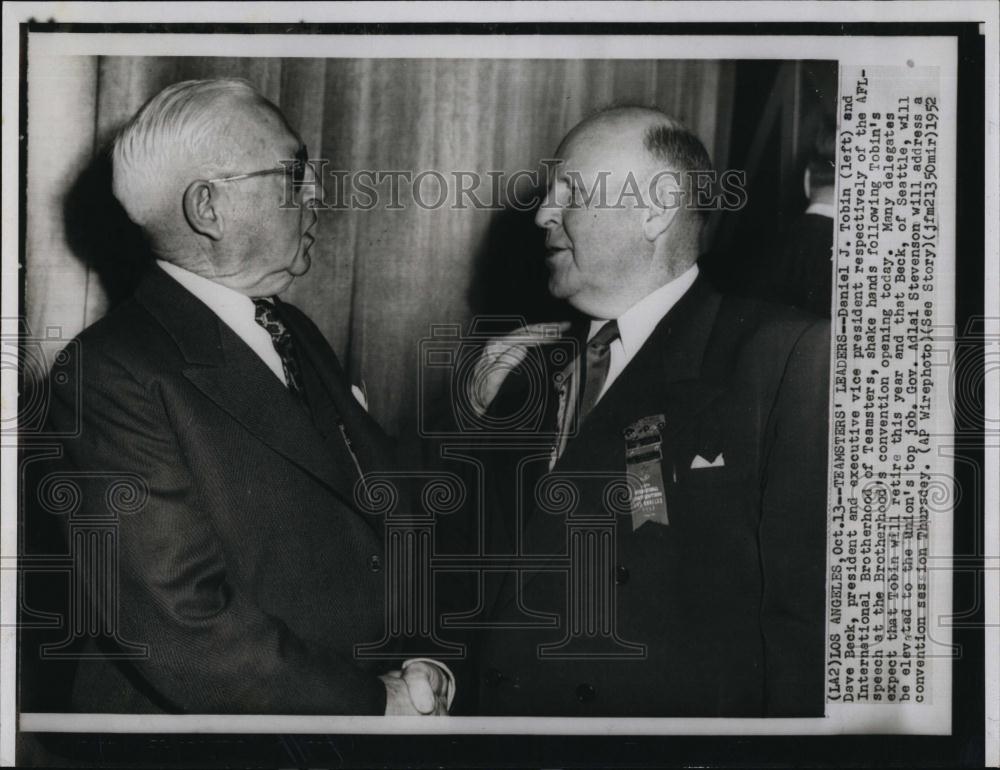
[690,453,724,469]
[351,384,368,412]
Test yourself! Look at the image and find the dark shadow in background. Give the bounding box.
[698,61,838,303]
[62,146,153,308]
[467,200,584,327]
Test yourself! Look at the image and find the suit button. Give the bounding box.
[484,667,504,688]
[576,683,596,703]
[368,554,382,572]
[615,565,629,584]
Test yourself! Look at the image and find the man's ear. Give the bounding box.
[642,171,682,243]
[182,180,224,241]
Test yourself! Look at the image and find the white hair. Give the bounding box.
[111,78,267,230]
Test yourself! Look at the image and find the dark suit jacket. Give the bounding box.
[473,276,830,717]
[43,265,396,714]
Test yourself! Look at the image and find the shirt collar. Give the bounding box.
[588,263,699,359]
[156,259,257,331]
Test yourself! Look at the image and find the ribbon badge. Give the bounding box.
[623,414,670,531]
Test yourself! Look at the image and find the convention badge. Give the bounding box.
[623,414,669,531]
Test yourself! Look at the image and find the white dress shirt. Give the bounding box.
[157,260,288,387]
[588,263,699,402]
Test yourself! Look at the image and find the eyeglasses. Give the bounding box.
[206,145,310,186]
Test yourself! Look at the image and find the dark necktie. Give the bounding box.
[252,297,305,398]
[253,297,370,488]
[578,319,620,423]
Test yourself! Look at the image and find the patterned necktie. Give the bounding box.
[252,297,305,398]
[578,319,620,423]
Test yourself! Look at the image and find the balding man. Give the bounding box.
[471,107,829,717]
[43,79,451,715]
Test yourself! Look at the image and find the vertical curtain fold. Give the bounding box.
[25,55,98,351]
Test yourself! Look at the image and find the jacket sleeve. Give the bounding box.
[758,318,831,716]
[46,342,387,715]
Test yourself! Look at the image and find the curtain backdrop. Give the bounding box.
[26,54,733,435]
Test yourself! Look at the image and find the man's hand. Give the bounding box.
[380,671,424,715]
[380,659,454,715]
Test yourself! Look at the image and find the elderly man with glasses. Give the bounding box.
[42,79,453,716]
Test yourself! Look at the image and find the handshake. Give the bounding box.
[380,658,455,716]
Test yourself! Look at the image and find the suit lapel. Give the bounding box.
[279,304,396,474]
[134,265,362,507]
[556,280,725,473]
[520,278,727,565]
[183,333,363,504]
[482,341,567,555]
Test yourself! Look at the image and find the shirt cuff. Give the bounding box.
[402,657,456,711]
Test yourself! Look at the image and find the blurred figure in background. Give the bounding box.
[767,118,836,317]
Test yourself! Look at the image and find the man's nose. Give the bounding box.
[534,189,561,230]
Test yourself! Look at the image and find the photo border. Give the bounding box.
[2,3,995,767]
